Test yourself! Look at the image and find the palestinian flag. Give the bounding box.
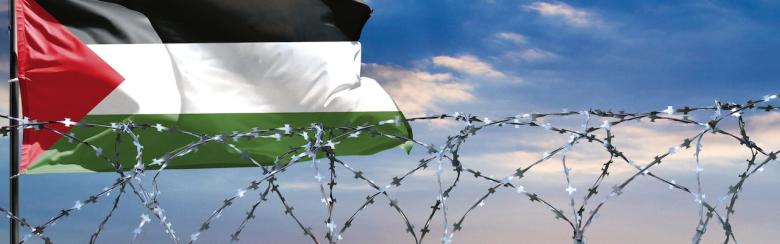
[16,0,411,174]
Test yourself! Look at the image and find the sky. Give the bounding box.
[1,0,780,243]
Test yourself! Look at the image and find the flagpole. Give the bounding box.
[9,0,21,242]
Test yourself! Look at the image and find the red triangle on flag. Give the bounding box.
[16,0,125,172]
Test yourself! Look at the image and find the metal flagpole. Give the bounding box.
[9,0,21,242]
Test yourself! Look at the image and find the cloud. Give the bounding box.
[743,112,780,148]
[523,2,594,27]
[428,118,462,130]
[432,55,506,78]
[505,48,558,62]
[0,84,8,114]
[495,32,527,44]
[278,181,373,191]
[463,113,780,178]
[363,63,475,117]
[0,58,12,126]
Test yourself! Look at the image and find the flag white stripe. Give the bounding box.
[86,42,399,115]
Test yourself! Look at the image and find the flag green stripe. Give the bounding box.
[25,112,411,174]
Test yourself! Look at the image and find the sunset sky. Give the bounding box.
[1,0,780,243]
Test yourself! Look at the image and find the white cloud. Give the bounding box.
[505,48,557,62]
[0,83,8,124]
[432,55,506,78]
[464,113,780,177]
[523,2,594,27]
[427,119,461,130]
[280,181,373,191]
[495,32,527,44]
[0,59,14,126]
[363,63,475,117]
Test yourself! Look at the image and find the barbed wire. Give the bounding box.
[1,93,778,243]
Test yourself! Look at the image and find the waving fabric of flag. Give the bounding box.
[16,0,411,173]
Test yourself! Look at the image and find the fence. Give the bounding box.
[1,94,779,243]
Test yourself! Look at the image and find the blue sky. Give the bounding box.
[360,0,779,114]
[1,0,780,243]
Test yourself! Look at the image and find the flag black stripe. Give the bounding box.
[35,0,371,44]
